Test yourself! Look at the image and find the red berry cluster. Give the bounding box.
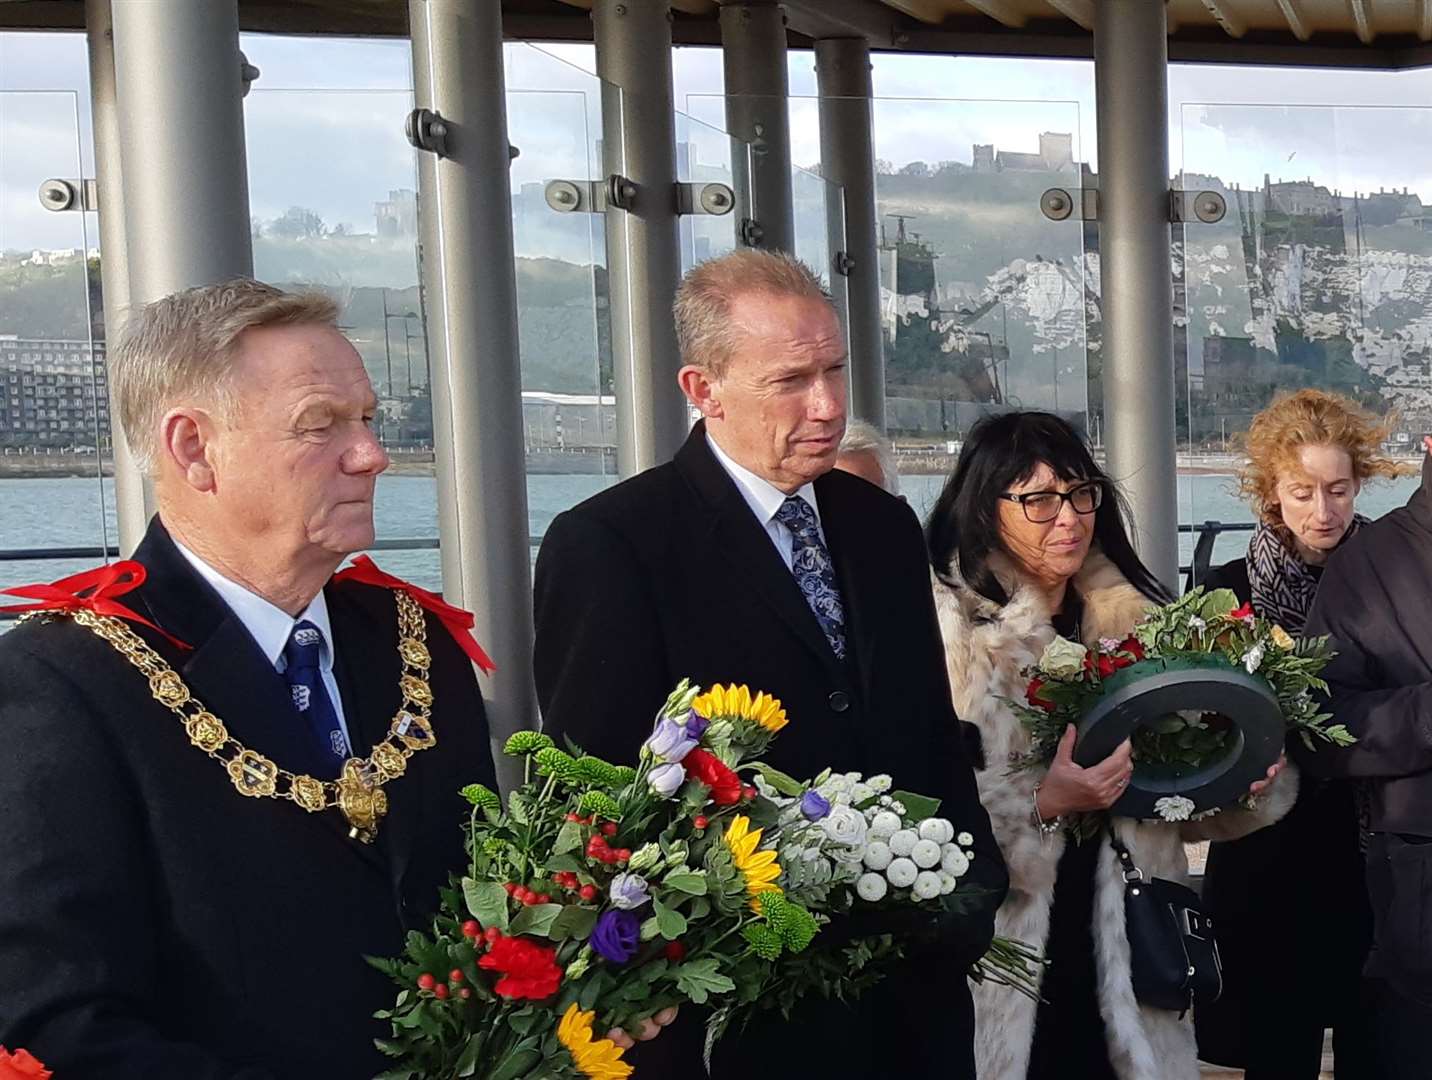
[503,881,552,906]
[418,935,488,1002]
[585,831,631,866]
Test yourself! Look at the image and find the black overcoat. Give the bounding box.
[533,423,1006,1079]
[0,519,496,1078]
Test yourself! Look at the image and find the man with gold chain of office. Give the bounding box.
[0,281,499,1078]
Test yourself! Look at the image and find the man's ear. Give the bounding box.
[159,407,218,492]
[677,365,724,421]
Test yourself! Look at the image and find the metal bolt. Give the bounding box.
[753,123,765,137]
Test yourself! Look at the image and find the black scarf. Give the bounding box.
[1245,515,1366,636]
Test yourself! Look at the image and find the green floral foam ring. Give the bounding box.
[1072,657,1283,819]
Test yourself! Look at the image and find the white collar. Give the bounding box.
[705,432,820,529]
[171,538,335,671]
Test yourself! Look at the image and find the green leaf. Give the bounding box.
[890,789,941,821]
[640,915,662,941]
[552,820,584,856]
[550,904,599,942]
[509,902,564,937]
[463,878,509,932]
[664,870,709,896]
[654,896,688,939]
[506,792,532,826]
[487,1045,542,1080]
[675,957,737,1005]
[1200,588,1240,619]
[748,761,804,797]
[688,896,712,920]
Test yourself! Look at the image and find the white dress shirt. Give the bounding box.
[172,540,353,753]
[706,433,827,571]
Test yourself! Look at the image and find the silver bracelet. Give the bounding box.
[1031,783,1062,838]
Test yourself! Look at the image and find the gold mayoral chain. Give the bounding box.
[33,590,437,843]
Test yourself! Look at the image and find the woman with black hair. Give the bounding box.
[927,411,1294,1080]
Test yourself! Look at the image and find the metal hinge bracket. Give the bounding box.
[38,179,98,213]
[1039,187,1098,222]
[1170,189,1228,224]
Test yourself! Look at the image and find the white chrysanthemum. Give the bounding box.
[957,832,974,847]
[1243,643,1265,674]
[867,774,892,794]
[862,839,893,871]
[850,783,873,805]
[912,871,943,901]
[1154,795,1196,822]
[868,810,902,840]
[891,800,907,816]
[918,818,955,845]
[888,829,918,857]
[910,839,942,869]
[938,871,958,895]
[941,846,970,877]
[885,857,918,888]
[856,872,888,902]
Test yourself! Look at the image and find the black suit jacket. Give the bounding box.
[0,519,496,1078]
[533,424,1006,1078]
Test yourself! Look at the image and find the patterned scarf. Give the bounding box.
[1246,515,1366,636]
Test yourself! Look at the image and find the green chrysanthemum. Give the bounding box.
[534,746,580,781]
[504,730,555,757]
[611,765,638,788]
[742,922,783,961]
[460,783,501,811]
[482,836,507,857]
[756,892,817,953]
[578,790,622,821]
[572,755,622,788]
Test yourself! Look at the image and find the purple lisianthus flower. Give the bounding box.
[591,909,641,965]
[800,789,832,822]
[684,709,710,740]
[608,872,650,911]
[647,761,686,798]
[644,717,698,764]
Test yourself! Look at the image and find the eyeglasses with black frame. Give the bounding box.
[998,481,1104,523]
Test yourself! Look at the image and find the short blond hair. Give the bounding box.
[1239,389,1403,523]
[111,278,341,474]
[673,249,831,378]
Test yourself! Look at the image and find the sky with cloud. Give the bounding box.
[7,28,1432,255]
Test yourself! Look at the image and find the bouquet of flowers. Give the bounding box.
[371,680,1039,1079]
[1010,587,1352,824]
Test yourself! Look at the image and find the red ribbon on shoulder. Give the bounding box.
[333,555,496,675]
[0,560,192,651]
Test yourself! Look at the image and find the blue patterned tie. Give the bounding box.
[283,621,349,774]
[774,495,847,660]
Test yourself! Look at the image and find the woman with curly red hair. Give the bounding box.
[1196,389,1403,1078]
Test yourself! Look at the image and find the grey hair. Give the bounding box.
[838,419,900,495]
[673,249,831,379]
[110,278,341,474]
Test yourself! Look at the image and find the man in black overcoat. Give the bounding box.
[0,281,497,1077]
[533,250,1007,1077]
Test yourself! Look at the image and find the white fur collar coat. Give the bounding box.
[932,550,1298,1080]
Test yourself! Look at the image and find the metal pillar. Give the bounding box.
[1094,0,1179,589]
[85,0,149,551]
[409,0,537,789]
[593,0,688,477]
[111,0,253,307]
[815,38,885,430]
[720,3,795,254]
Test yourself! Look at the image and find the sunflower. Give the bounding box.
[724,814,783,907]
[692,684,788,734]
[556,1004,633,1080]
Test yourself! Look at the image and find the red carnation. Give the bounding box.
[1230,602,1255,623]
[477,935,562,1000]
[683,748,743,805]
[1026,677,1057,712]
[1095,654,1120,678]
[1119,637,1145,661]
[0,1048,50,1080]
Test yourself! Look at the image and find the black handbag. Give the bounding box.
[1110,832,1222,1014]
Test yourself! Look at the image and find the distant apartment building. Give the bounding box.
[0,336,110,449]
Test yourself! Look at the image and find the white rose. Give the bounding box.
[938,871,958,895]
[885,857,918,888]
[941,846,970,877]
[856,872,888,902]
[821,805,868,849]
[918,818,955,845]
[1039,635,1088,678]
[867,774,893,794]
[851,783,874,805]
[862,840,893,871]
[888,829,919,857]
[913,871,943,901]
[868,810,902,840]
[910,839,942,869]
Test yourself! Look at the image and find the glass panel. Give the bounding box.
[859,97,1089,519]
[0,90,112,614]
[506,43,618,553]
[674,109,750,272]
[1177,103,1425,584]
[793,162,843,289]
[243,88,439,587]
